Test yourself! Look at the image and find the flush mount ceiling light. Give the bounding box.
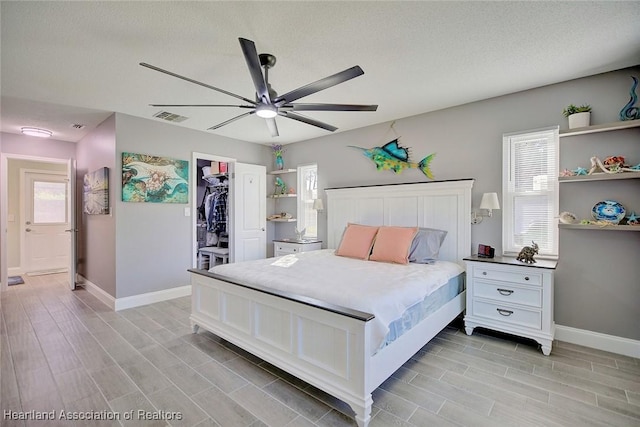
[21,127,52,138]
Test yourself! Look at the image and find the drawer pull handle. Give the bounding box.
[524,276,530,281]
[496,308,514,316]
[482,271,487,275]
[497,288,514,296]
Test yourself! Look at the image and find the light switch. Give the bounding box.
[184,207,191,217]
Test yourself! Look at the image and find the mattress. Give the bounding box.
[209,249,464,354]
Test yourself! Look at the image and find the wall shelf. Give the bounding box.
[268,169,296,175]
[268,194,297,198]
[267,218,297,222]
[559,119,640,138]
[559,223,640,231]
[558,172,640,183]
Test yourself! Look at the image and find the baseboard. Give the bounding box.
[78,275,116,310]
[555,324,640,358]
[79,275,191,311]
[114,285,191,311]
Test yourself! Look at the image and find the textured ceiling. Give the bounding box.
[2,1,639,145]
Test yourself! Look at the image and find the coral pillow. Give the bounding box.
[369,226,418,264]
[335,224,379,260]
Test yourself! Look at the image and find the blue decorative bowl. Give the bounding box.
[592,200,626,223]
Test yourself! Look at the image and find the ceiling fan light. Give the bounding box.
[21,127,53,138]
[255,104,277,119]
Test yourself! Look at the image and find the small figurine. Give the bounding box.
[626,212,639,226]
[572,167,588,176]
[274,176,287,195]
[516,241,539,264]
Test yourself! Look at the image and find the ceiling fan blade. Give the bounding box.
[140,62,256,105]
[207,111,255,130]
[265,118,279,137]
[282,103,378,112]
[149,104,254,108]
[274,66,364,105]
[238,38,270,104]
[280,112,337,132]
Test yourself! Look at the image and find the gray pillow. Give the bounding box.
[408,228,448,263]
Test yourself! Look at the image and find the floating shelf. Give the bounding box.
[268,169,296,175]
[559,224,640,231]
[268,194,297,198]
[559,119,640,137]
[558,172,640,183]
[267,218,297,222]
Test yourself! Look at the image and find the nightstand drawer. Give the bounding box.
[473,281,542,308]
[473,268,542,286]
[472,300,542,330]
[275,244,299,253]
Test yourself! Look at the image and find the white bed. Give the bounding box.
[189,179,473,427]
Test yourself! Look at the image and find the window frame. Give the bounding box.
[502,126,559,259]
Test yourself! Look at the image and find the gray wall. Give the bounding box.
[282,66,640,341]
[113,113,269,298]
[76,114,117,296]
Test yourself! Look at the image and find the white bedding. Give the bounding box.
[209,249,464,354]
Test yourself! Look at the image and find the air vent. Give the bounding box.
[70,123,86,129]
[153,111,188,123]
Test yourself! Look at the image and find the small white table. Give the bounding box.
[273,239,322,257]
[198,246,229,269]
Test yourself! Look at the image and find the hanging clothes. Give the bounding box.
[206,187,228,235]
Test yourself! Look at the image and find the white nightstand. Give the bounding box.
[463,255,557,355]
[273,239,322,257]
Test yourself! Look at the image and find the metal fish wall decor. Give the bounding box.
[349,139,436,179]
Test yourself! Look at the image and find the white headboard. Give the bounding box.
[325,180,474,265]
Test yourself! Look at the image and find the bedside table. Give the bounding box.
[273,239,322,256]
[463,255,557,355]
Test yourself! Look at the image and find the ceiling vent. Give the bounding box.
[153,111,188,123]
[70,123,86,129]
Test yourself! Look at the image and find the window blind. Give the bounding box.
[503,127,559,257]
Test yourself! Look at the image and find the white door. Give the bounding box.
[23,171,70,275]
[232,163,266,262]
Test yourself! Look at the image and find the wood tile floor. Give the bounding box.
[1,273,639,426]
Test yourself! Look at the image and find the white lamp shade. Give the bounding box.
[313,199,324,211]
[479,192,500,210]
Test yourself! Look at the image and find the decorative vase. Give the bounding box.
[275,154,284,170]
[568,112,590,129]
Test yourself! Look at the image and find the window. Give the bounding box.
[502,127,559,258]
[33,180,67,224]
[297,164,318,238]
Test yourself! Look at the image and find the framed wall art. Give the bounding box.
[122,152,189,203]
[83,167,110,214]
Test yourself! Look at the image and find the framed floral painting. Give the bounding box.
[122,152,189,203]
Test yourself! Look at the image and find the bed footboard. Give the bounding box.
[189,269,375,427]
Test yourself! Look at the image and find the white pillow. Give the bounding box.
[408,228,448,263]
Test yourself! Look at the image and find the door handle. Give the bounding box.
[25,228,32,232]
[64,229,78,232]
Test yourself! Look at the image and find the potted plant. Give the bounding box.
[562,104,592,129]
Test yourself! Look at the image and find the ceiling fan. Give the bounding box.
[141,37,377,137]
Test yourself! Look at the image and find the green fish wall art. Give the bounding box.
[349,140,436,179]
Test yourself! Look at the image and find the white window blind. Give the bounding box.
[297,164,318,238]
[502,126,559,258]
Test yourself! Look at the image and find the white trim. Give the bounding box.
[79,275,116,310]
[555,324,640,358]
[114,285,192,311]
[80,274,191,311]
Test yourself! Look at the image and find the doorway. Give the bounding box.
[191,152,267,269]
[1,154,76,291]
